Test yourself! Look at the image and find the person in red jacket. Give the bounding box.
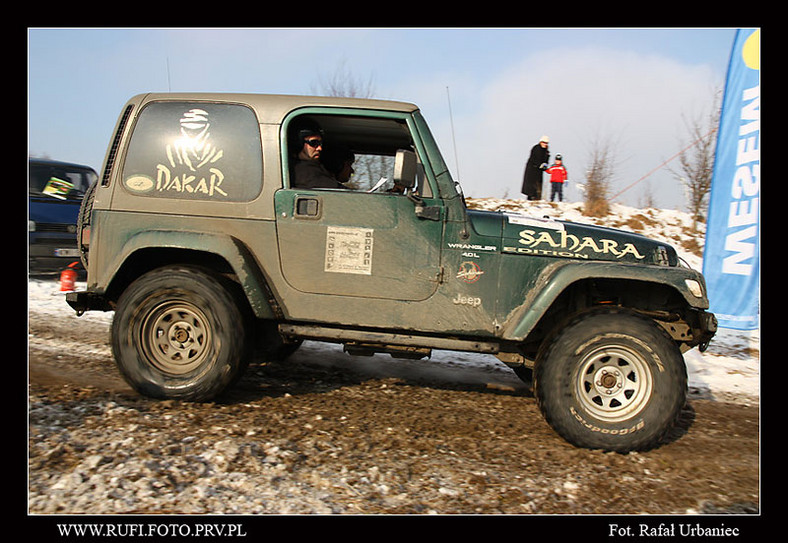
[546,154,568,202]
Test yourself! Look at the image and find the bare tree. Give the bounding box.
[638,182,657,209]
[311,59,376,99]
[310,60,387,190]
[583,136,618,218]
[670,90,721,231]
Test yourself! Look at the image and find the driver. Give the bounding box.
[291,121,346,190]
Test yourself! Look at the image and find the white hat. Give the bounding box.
[540,135,550,143]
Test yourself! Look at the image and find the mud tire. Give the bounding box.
[111,266,250,401]
[534,309,687,452]
[76,180,97,269]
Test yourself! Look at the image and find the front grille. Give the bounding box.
[34,223,77,234]
[31,236,77,246]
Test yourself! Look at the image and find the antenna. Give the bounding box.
[446,86,460,181]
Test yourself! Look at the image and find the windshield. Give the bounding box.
[413,112,458,199]
[29,162,97,201]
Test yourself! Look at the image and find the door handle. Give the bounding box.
[294,196,321,219]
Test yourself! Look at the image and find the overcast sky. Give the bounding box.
[28,27,739,209]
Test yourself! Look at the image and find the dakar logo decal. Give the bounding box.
[125,108,228,198]
[505,229,645,260]
[456,261,484,283]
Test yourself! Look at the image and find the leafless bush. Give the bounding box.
[670,89,721,232]
[583,139,617,218]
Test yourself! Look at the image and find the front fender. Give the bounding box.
[500,260,710,341]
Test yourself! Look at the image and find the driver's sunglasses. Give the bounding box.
[305,139,323,148]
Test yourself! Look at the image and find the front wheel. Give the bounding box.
[534,310,687,452]
[111,266,250,401]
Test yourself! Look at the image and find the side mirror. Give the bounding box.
[393,149,417,190]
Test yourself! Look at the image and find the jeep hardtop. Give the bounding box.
[67,93,717,451]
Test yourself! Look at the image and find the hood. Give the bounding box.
[468,209,678,266]
[29,195,82,226]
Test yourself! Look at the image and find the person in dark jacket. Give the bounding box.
[291,121,345,190]
[521,135,550,200]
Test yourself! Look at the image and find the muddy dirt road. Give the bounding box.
[28,300,760,524]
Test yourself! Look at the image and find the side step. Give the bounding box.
[278,324,501,356]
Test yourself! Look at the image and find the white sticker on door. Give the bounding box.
[325,226,374,275]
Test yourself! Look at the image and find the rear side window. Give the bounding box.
[121,102,262,202]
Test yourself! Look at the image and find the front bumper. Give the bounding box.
[693,310,718,352]
[29,241,82,273]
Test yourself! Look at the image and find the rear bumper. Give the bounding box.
[65,290,113,315]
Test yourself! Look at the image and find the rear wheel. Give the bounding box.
[111,266,250,401]
[534,309,687,452]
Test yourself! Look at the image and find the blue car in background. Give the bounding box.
[29,158,97,273]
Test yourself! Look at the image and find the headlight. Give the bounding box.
[684,279,703,298]
[29,220,36,232]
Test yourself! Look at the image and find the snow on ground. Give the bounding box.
[27,199,759,404]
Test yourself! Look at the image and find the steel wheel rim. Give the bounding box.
[575,346,653,423]
[140,301,212,375]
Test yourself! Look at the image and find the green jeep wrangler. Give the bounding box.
[67,93,716,452]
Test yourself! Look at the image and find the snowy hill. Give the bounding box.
[467,198,706,270]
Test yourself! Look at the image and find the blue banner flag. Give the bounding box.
[703,29,760,330]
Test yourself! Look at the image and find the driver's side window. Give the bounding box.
[286,112,429,196]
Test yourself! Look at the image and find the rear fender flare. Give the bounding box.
[106,230,279,319]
